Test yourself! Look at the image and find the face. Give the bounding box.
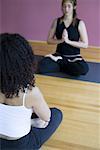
[62,1,74,16]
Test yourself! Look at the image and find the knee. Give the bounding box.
[82,63,89,75]
[50,108,63,124]
[39,58,60,73]
[38,58,47,72]
[73,62,89,76]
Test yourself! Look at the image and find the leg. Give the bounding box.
[67,60,89,76]
[31,108,63,148]
[0,108,62,150]
[0,131,42,150]
[67,60,88,76]
[58,58,89,76]
[38,57,60,73]
[79,60,89,75]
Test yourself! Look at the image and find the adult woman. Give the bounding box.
[39,0,89,76]
[0,33,63,150]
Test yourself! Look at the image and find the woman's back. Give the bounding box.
[0,33,62,149]
[0,90,33,139]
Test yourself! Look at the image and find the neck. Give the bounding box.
[64,12,73,19]
[63,14,73,23]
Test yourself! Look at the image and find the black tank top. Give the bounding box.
[56,17,80,55]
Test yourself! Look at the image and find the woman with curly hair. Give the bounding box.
[39,0,89,76]
[0,33,63,150]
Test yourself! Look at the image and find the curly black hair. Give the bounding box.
[0,33,35,98]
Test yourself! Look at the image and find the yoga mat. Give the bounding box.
[34,55,100,83]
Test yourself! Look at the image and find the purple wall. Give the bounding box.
[1,0,100,47]
[77,0,100,47]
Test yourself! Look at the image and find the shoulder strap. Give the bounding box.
[57,17,61,25]
[75,18,81,28]
[22,88,28,106]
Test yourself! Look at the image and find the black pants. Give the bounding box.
[39,55,89,76]
[0,108,63,150]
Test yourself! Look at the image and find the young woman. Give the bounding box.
[0,33,63,150]
[39,0,89,76]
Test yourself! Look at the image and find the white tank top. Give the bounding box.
[0,88,33,138]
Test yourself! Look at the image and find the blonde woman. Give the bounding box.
[39,0,89,76]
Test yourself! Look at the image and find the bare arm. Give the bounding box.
[26,87,51,122]
[62,20,88,48]
[47,18,64,45]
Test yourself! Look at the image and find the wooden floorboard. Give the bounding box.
[36,75,100,150]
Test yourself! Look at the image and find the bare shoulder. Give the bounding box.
[51,18,58,29]
[0,92,23,106]
[0,93,5,103]
[25,86,44,108]
[78,20,86,30]
[52,18,58,24]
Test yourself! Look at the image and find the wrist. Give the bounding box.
[65,39,70,44]
[59,39,64,44]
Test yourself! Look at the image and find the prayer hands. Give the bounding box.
[62,29,69,43]
[31,118,49,128]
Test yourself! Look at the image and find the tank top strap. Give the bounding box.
[22,88,28,106]
[57,17,61,25]
[75,18,81,28]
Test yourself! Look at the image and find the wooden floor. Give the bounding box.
[36,75,100,150]
[32,41,100,149]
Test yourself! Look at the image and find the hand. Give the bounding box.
[52,56,62,62]
[62,29,69,43]
[45,54,52,58]
[31,118,49,128]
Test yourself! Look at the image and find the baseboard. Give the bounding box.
[29,40,100,63]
